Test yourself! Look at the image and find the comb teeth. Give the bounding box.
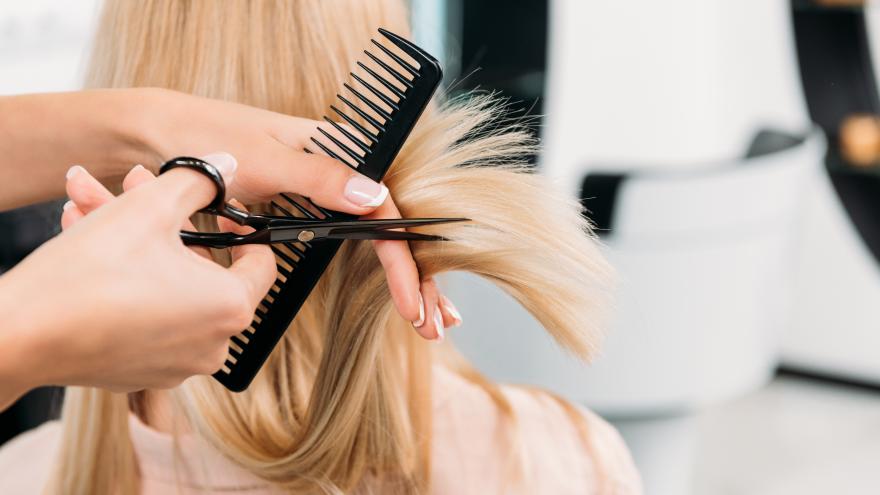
[330,106,379,144]
[364,51,414,88]
[307,29,430,160]
[317,127,366,165]
[213,29,441,392]
[343,83,393,121]
[370,39,419,77]
[323,117,371,153]
[357,61,406,99]
[310,136,354,168]
[337,94,385,133]
[351,73,399,111]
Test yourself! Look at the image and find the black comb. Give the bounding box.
[213,29,442,391]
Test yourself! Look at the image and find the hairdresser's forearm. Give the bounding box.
[0,89,156,211]
[0,273,54,411]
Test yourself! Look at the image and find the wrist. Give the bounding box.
[0,273,47,407]
[85,88,166,179]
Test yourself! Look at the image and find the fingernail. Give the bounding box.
[200,152,238,183]
[66,165,85,180]
[413,293,425,328]
[433,305,445,341]
[344,176,388,208]
[441,295,462,327]
[132,164,146,173]
[62,200,75,212]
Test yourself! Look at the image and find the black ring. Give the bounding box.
[158,156,226,212]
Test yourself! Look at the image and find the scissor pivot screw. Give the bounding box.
[298,230,315,242]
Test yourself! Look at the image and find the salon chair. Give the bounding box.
[446,127,824,493]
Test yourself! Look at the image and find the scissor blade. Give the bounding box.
[326,231,449,241]
[267,227,448,242]
[267,217,468,243]
[325,217,467,240]
[324,217,470,231]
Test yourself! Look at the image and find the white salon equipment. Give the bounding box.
[447,129,823,493]
[447,1,819,494]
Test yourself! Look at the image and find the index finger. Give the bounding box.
[256,146,389,213]
[362,197,422,325]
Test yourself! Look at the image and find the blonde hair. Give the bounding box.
[49,1,611,493]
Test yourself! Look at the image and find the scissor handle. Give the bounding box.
[158,156,250,225]
[180,230,269,248]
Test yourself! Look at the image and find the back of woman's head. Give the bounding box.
[50,1,611,493]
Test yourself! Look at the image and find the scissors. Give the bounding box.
[157,157,468,249]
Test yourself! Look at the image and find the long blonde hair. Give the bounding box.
[49,1,611,493]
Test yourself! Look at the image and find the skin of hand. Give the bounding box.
[62,159,463,341]
[0,88,460,333]
[0,161,276,410]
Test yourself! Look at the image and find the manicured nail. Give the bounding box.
[344,176,388,208]
[62,200,75,212]
[433,305,445,341]
[200,152,238,183]
[131,164,146,173]
[413,293,425,328]
[65,165,85,180]
[440,295,462,327]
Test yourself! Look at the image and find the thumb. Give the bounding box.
[150,152,238,223]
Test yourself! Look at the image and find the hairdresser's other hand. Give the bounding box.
[132,88,443,327]
[0,156,276,402]
[63,154,463,343]
[137,88,387,209]
[131,88,460,335]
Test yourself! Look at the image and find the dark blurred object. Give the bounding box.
[0,201,63,272]
[813,0,866,7]
[0,388,63,445]
[792,3,878,132]
[580,129,808,236]
[792,0,880,264]
[0,201,64,446]
[745,129,809,159]
[447,0,547,160]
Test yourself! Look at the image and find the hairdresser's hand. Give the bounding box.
[131,89,460,338]
[0,156,276,407]
[62,155,463,344]
[136,88,383,208]
[0,88,456,337]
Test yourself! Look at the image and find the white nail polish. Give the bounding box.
[200,152,238,180]
[441,296,463,327]
[413,293,425,328]
[65,165,85,180]
[361,183,388,208]
[434,306,445,341]
[345,177,388,208]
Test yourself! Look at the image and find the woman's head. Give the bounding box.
[52,1,611,493]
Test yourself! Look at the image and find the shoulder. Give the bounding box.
[502,385,641,493]
[0,421,62,494]
[431,367,641,494]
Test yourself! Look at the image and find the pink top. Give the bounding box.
[0,367,641,494]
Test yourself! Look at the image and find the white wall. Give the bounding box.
[0,1,100,94]
[541,0,809,191]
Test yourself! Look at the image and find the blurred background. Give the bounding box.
[2,1,879,493]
